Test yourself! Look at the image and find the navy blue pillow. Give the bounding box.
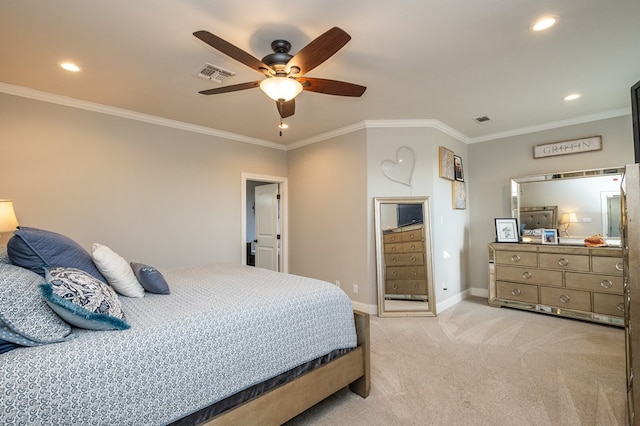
[130,262,170,294]
[7,227,106,281]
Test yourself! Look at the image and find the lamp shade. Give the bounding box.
[561,212,579,224]
[259,77,303,102]
[0,200,19,233]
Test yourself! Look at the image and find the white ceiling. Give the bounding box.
[1,0,639,146]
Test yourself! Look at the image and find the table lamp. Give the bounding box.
[560,212,578,236]
[0,200,19,236]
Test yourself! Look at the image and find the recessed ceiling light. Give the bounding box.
[531,16,558,32]
[563,93,581,101]
[59,62,81,72]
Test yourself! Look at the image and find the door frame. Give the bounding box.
[241,173,288,273]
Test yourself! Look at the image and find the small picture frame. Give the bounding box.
[438,146,455,180]
[495,218,519,243]
[454,155,464,182]
[542,229,559,245]
[452,181,466,209]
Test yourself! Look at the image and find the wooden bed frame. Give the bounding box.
[205,310,371,425]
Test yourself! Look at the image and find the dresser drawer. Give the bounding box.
[540,287,591,312]
[496,265,562,286]
[495,251,537,267]
[383,232,402,244]
[539,253,589,271]
[385,253,425,266]
[593,293,625,316]
[403,241,424,253]
[592,256,624,275]
[386,266,426,280]
[565,272,623,294]
[385,279,427,295]
[384,242,403,253]
[496,281,538,304]
[401,228,424,242]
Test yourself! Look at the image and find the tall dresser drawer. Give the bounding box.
[401,228,424,242]
[593,293,625,316]
[386,266,426,280]
[385,280,427,295]
[496,281,538,304]
[592,256,624,275]
[496,265,562,286]
[385,253,425,266]
[495,251,537,267]
[403,241,424,252]
[384,242,403,253]
[540,287,591,312]
[565,272,624,294]
[539,253,589,271]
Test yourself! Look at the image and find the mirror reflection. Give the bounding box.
[511,166,624,243]
[374,197,436,317]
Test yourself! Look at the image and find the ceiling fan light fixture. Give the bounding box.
[260,77,303,102]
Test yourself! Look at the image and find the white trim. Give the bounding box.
[241,173,289,274]
[351,301,376,315]
[468,108,631,144]
[0,82,286,151]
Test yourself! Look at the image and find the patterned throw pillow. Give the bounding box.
[130,262,170,295]
[0,263,73,345]
[40,267,130,331]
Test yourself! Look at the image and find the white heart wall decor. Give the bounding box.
[381,146,415,187]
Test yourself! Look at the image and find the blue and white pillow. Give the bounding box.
[0,263,73,346]
[40,267,129,331]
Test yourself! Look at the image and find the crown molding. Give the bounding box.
[0,82,286,151]
[468,108,631,143]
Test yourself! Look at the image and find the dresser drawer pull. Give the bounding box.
[600,279,614,289]
[410,244,417,250]
[411,270,418,276]
[408,233,416,239]
[392,284,398,289]
[618,303,625,312]
[413,283,419,290]
[389,235,398,242]
[559,294,571,303]
[392,257,398,263]
[616,262,623,271]
[511,255,521,263]
[522,271,532,279]
[410,256,416,262]
[557,258,569,267]
[390,246,397,252]
[511,288,522,296]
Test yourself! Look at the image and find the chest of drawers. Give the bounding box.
[383,225,427,296]
[488,242,623,326]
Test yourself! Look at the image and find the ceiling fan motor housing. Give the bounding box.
[262,40,294,70]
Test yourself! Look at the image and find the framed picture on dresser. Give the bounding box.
[542,229,559,244]
[494,218,519,243]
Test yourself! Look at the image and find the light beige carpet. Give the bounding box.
[286,297,627,425]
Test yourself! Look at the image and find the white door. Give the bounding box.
[254,183,279,271]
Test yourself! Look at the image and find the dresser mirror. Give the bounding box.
[374,197,436,317]
[511,166,625,244]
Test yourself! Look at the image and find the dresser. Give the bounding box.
[383,224,427,298]
[488,242,624,326]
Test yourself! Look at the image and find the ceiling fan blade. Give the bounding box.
[198,81,260,95]
[298,77,366,97]
[194,30,271,74]
[277,99,295,118]
[287,27,351,75]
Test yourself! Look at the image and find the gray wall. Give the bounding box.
[468,115,633,291]
[0,93,288,267]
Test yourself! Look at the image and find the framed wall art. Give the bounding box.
[439,146,454,180]
[454,155,464,182]
[452,181,466,209]
[494,218,519,243]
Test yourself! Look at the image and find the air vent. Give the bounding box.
[196,63,236,83]
[474,115,492,124]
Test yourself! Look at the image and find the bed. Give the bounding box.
[0,228,370,425]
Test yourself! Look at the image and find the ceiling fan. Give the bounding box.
[193,27,367,119]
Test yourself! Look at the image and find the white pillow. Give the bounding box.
[91,243,145,298]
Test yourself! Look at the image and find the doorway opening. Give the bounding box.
[241,173,288,273]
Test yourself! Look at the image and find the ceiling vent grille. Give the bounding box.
[474,115,492,124]
[196,63,236,83]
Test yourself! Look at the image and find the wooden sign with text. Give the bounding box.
[534,136,602,158]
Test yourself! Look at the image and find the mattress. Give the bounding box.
[0,264,357,425]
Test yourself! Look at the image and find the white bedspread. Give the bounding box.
[0,264,357,425]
